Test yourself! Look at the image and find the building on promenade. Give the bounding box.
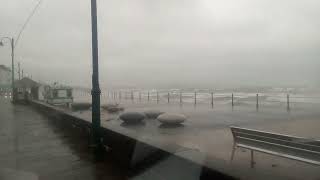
[0,65,12,97]
[43,82,73,106]
[14,77,39,103]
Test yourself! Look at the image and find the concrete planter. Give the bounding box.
[157,113,186,125]
[119,112,145,123]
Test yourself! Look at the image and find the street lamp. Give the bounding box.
[90,0,104,161]
[0,37,15,102]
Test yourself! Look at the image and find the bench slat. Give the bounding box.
[234,131,320,152]
[237,136,320,162]
[232,126,320,144]
[230,126,320,165]
[238,144,320,166]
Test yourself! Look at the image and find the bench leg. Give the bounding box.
[230,143,236,162]
[250,150,255,168]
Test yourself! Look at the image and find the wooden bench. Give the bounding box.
[230,126,320,168]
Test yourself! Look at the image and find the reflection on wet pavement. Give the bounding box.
[0,99,125,180]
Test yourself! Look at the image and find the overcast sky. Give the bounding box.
[0,0,319,89]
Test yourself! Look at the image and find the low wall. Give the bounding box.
[30,100,236,180]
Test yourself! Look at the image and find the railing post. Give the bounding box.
[180,91,182,104]
[157,91,159,104]
[139,91,141,101]
[131,91,134,101]
[211,92,214,107]
[256,94,259,110]
[232,93,234,107]
[167,92,170,103]
[148,91,150,101]
[194,92,197,105]
[287,94,290,111]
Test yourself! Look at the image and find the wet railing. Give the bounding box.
[72,89,320,111]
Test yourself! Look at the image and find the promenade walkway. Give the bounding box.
[0,98,125,180]
[2,97,318,180]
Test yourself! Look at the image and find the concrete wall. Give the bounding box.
[30,100,236,180]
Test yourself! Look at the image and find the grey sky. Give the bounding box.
[0,0,319,89]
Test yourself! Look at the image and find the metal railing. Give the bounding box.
[72,89,320,111]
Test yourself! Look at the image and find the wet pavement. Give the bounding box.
[1,96,319,180]
[0,98,126,180]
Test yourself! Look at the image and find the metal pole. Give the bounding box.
[148,91,150,101]
[287,94,290,111]
[180,91,182,104]
[256,94,259,110]
[18,62,21,80]
[232,93,234,107]
[167,92,169,103]
[139,91,141,101]
[131,91,134,101]
[11,38,15,102]
[194,92,197,105]
[211,92,214,107]
[157,91,159,104]
[90,0,103,161]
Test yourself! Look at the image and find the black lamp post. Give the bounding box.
[90,0,104,161]
[0,37,15,102]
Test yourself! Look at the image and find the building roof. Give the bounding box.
[0,65,11,72]
[14,77,39,88]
